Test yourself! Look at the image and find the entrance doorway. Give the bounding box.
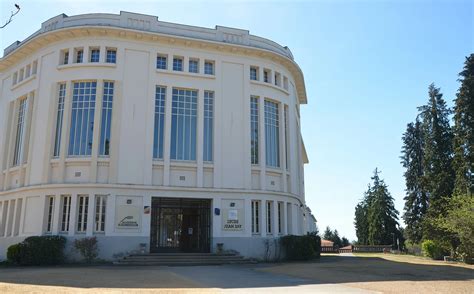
[150,197,211,253]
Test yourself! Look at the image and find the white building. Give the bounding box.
[0,11,309,260]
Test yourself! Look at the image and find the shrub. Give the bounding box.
[74,237,99,263]
[6,243,23,264]
[422,239,449,260]
[7,235,66,265]
[405,240,422,256]
[280,233,321,260]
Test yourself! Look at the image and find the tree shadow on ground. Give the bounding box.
[258,256,474,285]
[0,256,472,289]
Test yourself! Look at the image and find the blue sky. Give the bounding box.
[1,0,472,240]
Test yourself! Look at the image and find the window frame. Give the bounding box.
[94,195,107,233]
[60,195,71,233]
[251,200,261,235]
[264,99,280,168]
[76,195,89,233]
[12,97,27,167]
[170,87,198,161]
[172,56,184,71]
[99,81,114,156]
[89,47,100,63]
[278,201,284,234]
[250,66,258,81]
[45,196,55,233]
[189,58,199,73]
[68,81,97,157]
[250,96,259,165]
[156,54,168,70]
[53,83,66,157]
[263,69,271,83]
[153,86,166,159]
[204,60,215,75]
[106,48,117,64]
[75,48,84,63]
[203,90,214,162]
[266,201,273,234]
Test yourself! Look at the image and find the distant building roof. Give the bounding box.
[321,239,334,247]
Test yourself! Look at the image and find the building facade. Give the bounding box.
[0,12,309,260]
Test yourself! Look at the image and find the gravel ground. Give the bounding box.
[0,254,472,293]
[260,254,474,293]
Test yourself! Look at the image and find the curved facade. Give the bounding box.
[0,11,309,259]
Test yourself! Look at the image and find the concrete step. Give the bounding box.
[114,253,255,266]
[130,253,236,257]
[123,255,245,260]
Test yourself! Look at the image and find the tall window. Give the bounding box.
[60,195,71,232]
[153,86,166,159]
[90,49,100,62]
[204,61,214,75]
[278,202,284,234]
[99,82,114,156]
[189,59,199,73]
[250,67,258,80]
[156,54,167,70]
[265,100,280,168]
[266,201,273,234]
[77,195,89,233]
[170,88,197,161]
[173,57,183,71]
[250,96,259,164]
[203,91,214,162]
[251,200,260,234]
[13,98,27,166]
[68,81,97,156]
[106,49,116,63]
[95,195,107,233]
[53,84,66,157]
[46,196,55,233]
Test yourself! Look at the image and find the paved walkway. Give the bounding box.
[0,264,376,293]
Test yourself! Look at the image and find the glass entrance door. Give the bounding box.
[150,198,211,253]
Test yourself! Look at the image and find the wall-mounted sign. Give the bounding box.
[115,204,141,229]
[222,199,244,231]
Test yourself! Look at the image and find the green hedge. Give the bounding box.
[7,236,67,265]
[422,239,449,260]
[280,234,321,260]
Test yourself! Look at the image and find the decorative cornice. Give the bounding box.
[0,11,307,104]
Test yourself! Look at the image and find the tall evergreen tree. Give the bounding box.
[332,230,343,248]
[367,169,400,245]
[401,119,428,243]
[453,54,474,196]
[354,169,400,245]
[354,186,370,244]
[341,237,350,247]
[323,226,333,240]
[418,84,455,238]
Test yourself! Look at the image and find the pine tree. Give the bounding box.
[354,169,400,245]
[333,230,343,248]
[354,186,370,244]
[418,84,455,239]
[453,54,474,196]
[401,119,428,243]
[367,169,400,245]
[341,237,350,247]
[323,226,333,241]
